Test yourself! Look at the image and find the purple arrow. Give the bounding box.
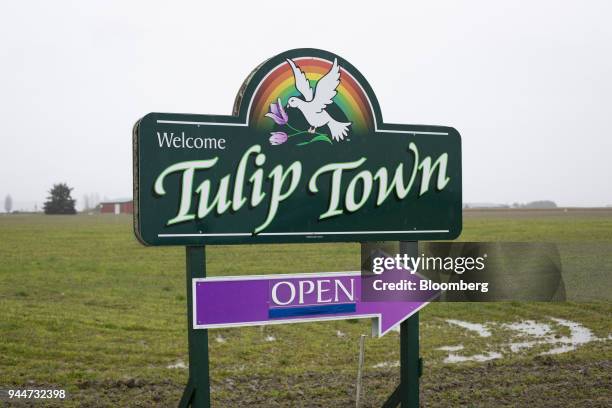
[193,270,437,337]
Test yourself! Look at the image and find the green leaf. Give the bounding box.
[297,134,332,146]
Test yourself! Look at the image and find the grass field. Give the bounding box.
[0,210,611,407]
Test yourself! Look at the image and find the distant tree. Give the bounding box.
[524,200,557,209]
[90,193,100,209]
[43,183,77,215]
[4,195,12,213]
[82,194,90,211]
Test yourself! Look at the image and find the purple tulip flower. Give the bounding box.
[265,98,289,125]
[269,131,288,145]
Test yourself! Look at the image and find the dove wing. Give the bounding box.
[311,58,341,113]
[286,59,313,101]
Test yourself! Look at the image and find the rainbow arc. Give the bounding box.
[248,58,374,135]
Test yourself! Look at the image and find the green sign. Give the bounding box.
[133,49,462,246]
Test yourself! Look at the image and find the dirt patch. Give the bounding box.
[5,358,610,407]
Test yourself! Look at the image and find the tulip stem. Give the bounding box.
[286,124,301,133]
[288,131,308,137]
[283,123,332,145]
[296,134,333,146]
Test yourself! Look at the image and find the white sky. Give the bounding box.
[1,0,611,210]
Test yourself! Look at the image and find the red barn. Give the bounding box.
[100,199,133,214]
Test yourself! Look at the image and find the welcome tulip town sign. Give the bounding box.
[133,48,462,408]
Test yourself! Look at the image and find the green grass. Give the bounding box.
[0,211,610,407]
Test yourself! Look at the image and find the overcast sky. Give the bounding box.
[1,0,611,210]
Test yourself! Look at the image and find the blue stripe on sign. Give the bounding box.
[269,303,356,319]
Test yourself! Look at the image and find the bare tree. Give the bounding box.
[4,195,12,213]
[83,195,90,211]
[91,193,100,209]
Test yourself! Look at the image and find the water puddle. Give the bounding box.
[437,345,464,352]
[372,361,400,369]
[167,360,187,369]
[444,351,502,363]
[539,318,597,355]
[438,317,605,364]
[503,320,552,337]
[446,319,492,337]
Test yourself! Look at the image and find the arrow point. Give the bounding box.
[376,302,424,337]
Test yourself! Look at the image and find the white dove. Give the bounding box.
[286,58,352,141]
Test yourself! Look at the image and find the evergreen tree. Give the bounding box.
[44,183,77,215]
